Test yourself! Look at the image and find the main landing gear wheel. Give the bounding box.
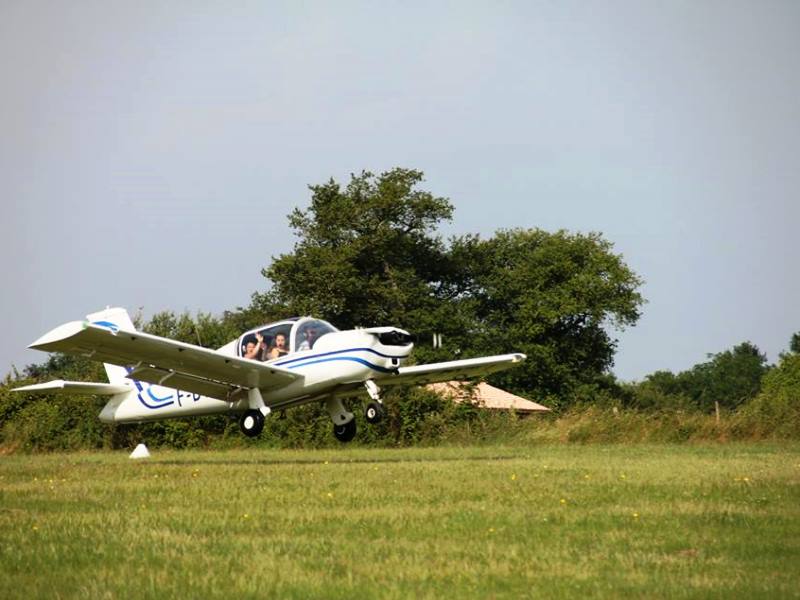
[239,409,265,437]
[365,401,385,424]
[333,418,357,443]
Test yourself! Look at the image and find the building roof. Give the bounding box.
[426,381,550,413]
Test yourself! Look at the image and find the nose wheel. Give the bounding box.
[365,401,385,424]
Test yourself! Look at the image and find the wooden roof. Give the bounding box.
[426,381,550,413]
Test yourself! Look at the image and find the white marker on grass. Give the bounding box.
[129,443,150,459]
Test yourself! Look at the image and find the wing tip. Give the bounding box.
[12,380,66,393]
[28,321,85,351]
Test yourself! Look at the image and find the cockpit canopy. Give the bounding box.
[237,317,338,361]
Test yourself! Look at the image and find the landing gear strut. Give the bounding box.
[240,387,271,437]
[326,397,356,443]
[364,380,385,424]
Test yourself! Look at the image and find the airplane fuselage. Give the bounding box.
[100,328,412,423]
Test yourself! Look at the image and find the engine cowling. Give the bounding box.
[377,330,416,346]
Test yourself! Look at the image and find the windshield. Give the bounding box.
[292,319,337,352]
[238,317,338,359]
[238,321,295,361]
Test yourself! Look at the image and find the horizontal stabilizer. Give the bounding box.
[13,380,132,395]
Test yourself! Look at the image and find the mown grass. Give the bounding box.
[1,444,799,599]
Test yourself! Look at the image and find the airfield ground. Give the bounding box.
[1,444,799,599]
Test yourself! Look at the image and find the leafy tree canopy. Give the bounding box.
[789,332,800,355]
[449,229,644,397]
[687,342,769,411]
[638,341,769,412]
[257,168,645,400]
[258,168,453,329]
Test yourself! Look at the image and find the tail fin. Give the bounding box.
[85,307,136,385]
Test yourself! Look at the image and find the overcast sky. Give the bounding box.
[2,1,798,381]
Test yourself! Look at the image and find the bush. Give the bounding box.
[733,354,800,439]
[2,395,108,452]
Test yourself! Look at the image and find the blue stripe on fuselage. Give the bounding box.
[124,366,174,409]
[283,356,398,374]
[274,347,408,368]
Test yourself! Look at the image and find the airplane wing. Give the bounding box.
[374,353,526,387]
[13,380,131,395]
[28,321,302,399]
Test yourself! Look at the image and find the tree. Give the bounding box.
[143,310,239,350]
[635,342,770,412]
[449,229,644,399]
[627,370,694,411]
[258,168,454,332]
[790,332,800,355]
[258,169,645,402]
[736,347,800,437]
[688,342,769,411]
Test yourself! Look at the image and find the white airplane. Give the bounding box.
[14,307,526,442]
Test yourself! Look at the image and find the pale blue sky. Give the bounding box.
[2,1,798,380]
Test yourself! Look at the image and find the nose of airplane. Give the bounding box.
[376,330,416,346]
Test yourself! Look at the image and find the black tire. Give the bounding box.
[239,409,265,437]
[364,401,385,424]
[333,418,357,443]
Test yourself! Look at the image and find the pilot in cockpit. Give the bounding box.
[298,326,318,351]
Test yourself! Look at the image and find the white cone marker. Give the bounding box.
[129,443,150,459]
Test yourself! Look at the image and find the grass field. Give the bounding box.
[1,444,799,599]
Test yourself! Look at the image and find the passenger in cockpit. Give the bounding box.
[268,332,289,359]
[243,334,260,360]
